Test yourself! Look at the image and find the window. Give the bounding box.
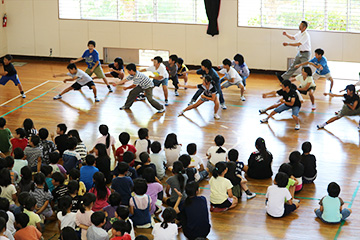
[59,0,208,24]
[238,0,360,32]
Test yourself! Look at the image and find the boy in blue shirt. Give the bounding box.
[315,182,351,223]
[295,48,334,93]
[111,162,134,206]
[80,155,99,191]
[70,40,113,92]
[0,54,26,98]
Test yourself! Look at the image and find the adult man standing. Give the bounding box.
[276,21,311,82]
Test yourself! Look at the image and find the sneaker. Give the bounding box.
[295,124,300,130]
[259,109,266,114]
[210,205,228,212]
[107,85,113,92]
[246,192,256,199]
[119,106,129,110]
[94,97,100,102]
[317,124,324,129]
[292,199,300,204]
[188,100,194,106]
[275,72,284,82]
[335,111,339,115]
[53,95,62,100]
[165,100,169,106]
[178,111,184,117]
[175,90,179,96]
[214,114,220,120]
[157,108,165,113]
[241,96,246,101]
[21,93,26,98]
[311,105,316,110]
[260,118,268,123]
[220,103,227,110]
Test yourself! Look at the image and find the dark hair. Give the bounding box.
[289,151,301,164]
[92,172,108,200]
[109,192,122,207]
[112,220,131,236]
[24,195,37,211]
[164,133,179,149]
[177,58,184,65]
[153,56,163,63]
[172,161,185,192]
[138,128,149,140]
[227,149,239,162]
[201,59,212,70]
[19,166,32,187]
[302,141,312,153]
[59,195,72,216]
[328,182,341,197]
[0,118,5,128]
[133,178,148,195]
[69,168,80,180]
[91,211,106,226]
[32,172,49,192]
[119,132,130,145]
[150,141,161,153]
[30,135,40,146]
[123,151,135,164]
[278,163,293,178]
[61,226,79,240]
[255,137,269,162]
[204,75,213,84]
[67,63,77,70]
[139,152,150,164]
[135,236,149,240]
[185,181,198,206]
[161,207,176,229]
[38,128,49,140]
[49,151,60,164]
[67,137,78,150]
[18,192,30,208]
[41,165,53,177]
[15,213,29,228]
[234,54,244,65]
[275,172,289,188]
[85,155,96,166]
[126,63,136,72]
[178,154,191,168]
[116,205,130,220]
[214,135,226,154]
[52,172,65,184]
[302,66,312,76]
[57,123,67,134]
[67,180,79,195]
[315,48,324,56]
[95,143,108,158]
[301,20,308,28]
[23,118,35,138]
[99,125,110,149]
[14,147,24,159]
[169,54,178,62]
[5,156,14,168]
[114,57,124,68]
[0,210,8,224]
[116,162,129,175]
[68,129,83,143]
[88,40,96,47]
[282,79,292,88]
[142,167,156,183]
[0,198,9,212]
[222,58,232,66]
[186,143,197,155]
[4,54,13,61]
[212,162,227,178]
[0,168,11,187]
[15,128,26,138]
[79,192,96,213]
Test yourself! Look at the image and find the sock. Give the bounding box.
[245,190,252,195]
[107,85,111,89]
[20,91,24,94]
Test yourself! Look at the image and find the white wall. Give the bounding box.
[0,2,7,57]
[4,0,360,70]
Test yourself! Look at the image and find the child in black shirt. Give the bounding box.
[0,54,26,98]
[300,141,317,183]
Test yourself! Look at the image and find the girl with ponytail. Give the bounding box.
[165,161,188,207]
[152,207,178,240]
[89,172,111,211]
[91,124,116,159]
[94,143,111,184]
[75,192,96,240]
[57,195,77,230]
[209,162,238,211]
[243,137,273,179]
[206,135,227,173]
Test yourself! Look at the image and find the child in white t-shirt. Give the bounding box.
[134,128,151,166]
[149,141,166,180]
[152,207,178,240]
[57,195,77,230]
[206,135,227,173]
[290,66,316,110]
[266,172,300,218]
[187,143,208,182]
[219,58,246,101]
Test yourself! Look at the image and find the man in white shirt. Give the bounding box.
[277,21,311,82]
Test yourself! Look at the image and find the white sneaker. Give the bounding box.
[259,109,266,114]
[175,90,179,96]
[292,199,300,204]
[157,108,165,113]
[214,114,220,119]
[317,124,324,129]
[220,103,227,110]
[246,192,256,199]
[295,124,300,130]
[311,105,316,110]
[260,118,268,123]
[241,96,246,101]
[188,101,194,106]
[94,97,100,102]
[53,95,62,100]
[178,111,184,117]
[21,93,26,98]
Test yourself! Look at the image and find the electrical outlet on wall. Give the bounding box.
[50,48,53,56]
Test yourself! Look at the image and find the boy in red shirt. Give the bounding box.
[115,132,136,168]
[10,128,28,156]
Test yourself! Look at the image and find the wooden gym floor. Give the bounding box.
[1,60,360,240]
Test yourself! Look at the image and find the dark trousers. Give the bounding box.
[169,75,179,90]
[191,80,224,104]
[124,86,163,110]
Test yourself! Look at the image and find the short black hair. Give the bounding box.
[328,182,341,197]
[24,196,37,211]
[15,128,26,138]
[119,132,130,145]
[282,79,292,88]
[61,226,79,240]
[0,198,9,212]
[18,192,30,207]
[41,165,53,177]
[315,48,324,56]
[169,54,178,62]
[228,149,239,162]
[142,167,156,183]
[15,213,29,228]
[14,147,24,159]
[0,217,6,232]
[234,54,244,65]
[67,137,78,150]
[186,143,197,155]
[116,205,130,220]
[302,66,312,76]
[135,236,149,240]
[108,192,122,206]
[67,180,79,194]
[301,141,312,153]
[153,56,163,63]
[177,58,184,65]
[38,128,49,140]
[69,168,80,180]
[133,178,148,195]
[30,135,40,146]
[289,151,301,164]
[57,123,67,133]
[88,40,96,47]
[138,128,149,140]
[126,63,136,72]
[201,59,212,70]
[214,135,225,146]
[301,20,308,28]
[112,220,131,235]
[0,210,8,223]
[139,152,150,164]
[178,154,191,168]
[275,172,289,188]
[4,54,13,61]
[0,118,5,128]
[5,156,14,168]
[91,211,106,226]
[114,57,124,66]
[85,155,96,166]
[278,163,293,178]
[116,162,129,174]
[67,63,77,70]
[123,151,135,164]
[49,151,60,164]
[151,141,161,153]
[222,58,232,66]
[52,172,65,184]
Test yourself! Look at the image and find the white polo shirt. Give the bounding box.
[219,67,243,84]
[294,30,311,52]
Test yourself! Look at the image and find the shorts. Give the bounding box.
[86,65,105,79]
[298,86,316,95]
[0,74,21,86]
[207,161,215,173]
[337,104,360,117]
[315,208,351,223]
[153,78,168,86]
[313,72,332,80]
[282,203,297,217]
[211,198,232,208]
[221,80,244,89]
[274,104,300,117]
[71,81,95,90]
[110,71,119,78]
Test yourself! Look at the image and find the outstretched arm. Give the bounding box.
[70,57,84,63]
[283,31,296,40]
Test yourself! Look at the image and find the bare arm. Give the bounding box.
[324,93,343,97]
[37,157,42,172]
[262,91,277,98]
[124,84,137,90]
[36,200,49,214]
[283,42,302,47]
[53,73,69,78]
[70,57,84,63]
[298,82,311,91]
[173,188,183,214]
[283,31,296,40]
[346,100,358,110]
[90,61,100,72]
[178,84,197,89]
